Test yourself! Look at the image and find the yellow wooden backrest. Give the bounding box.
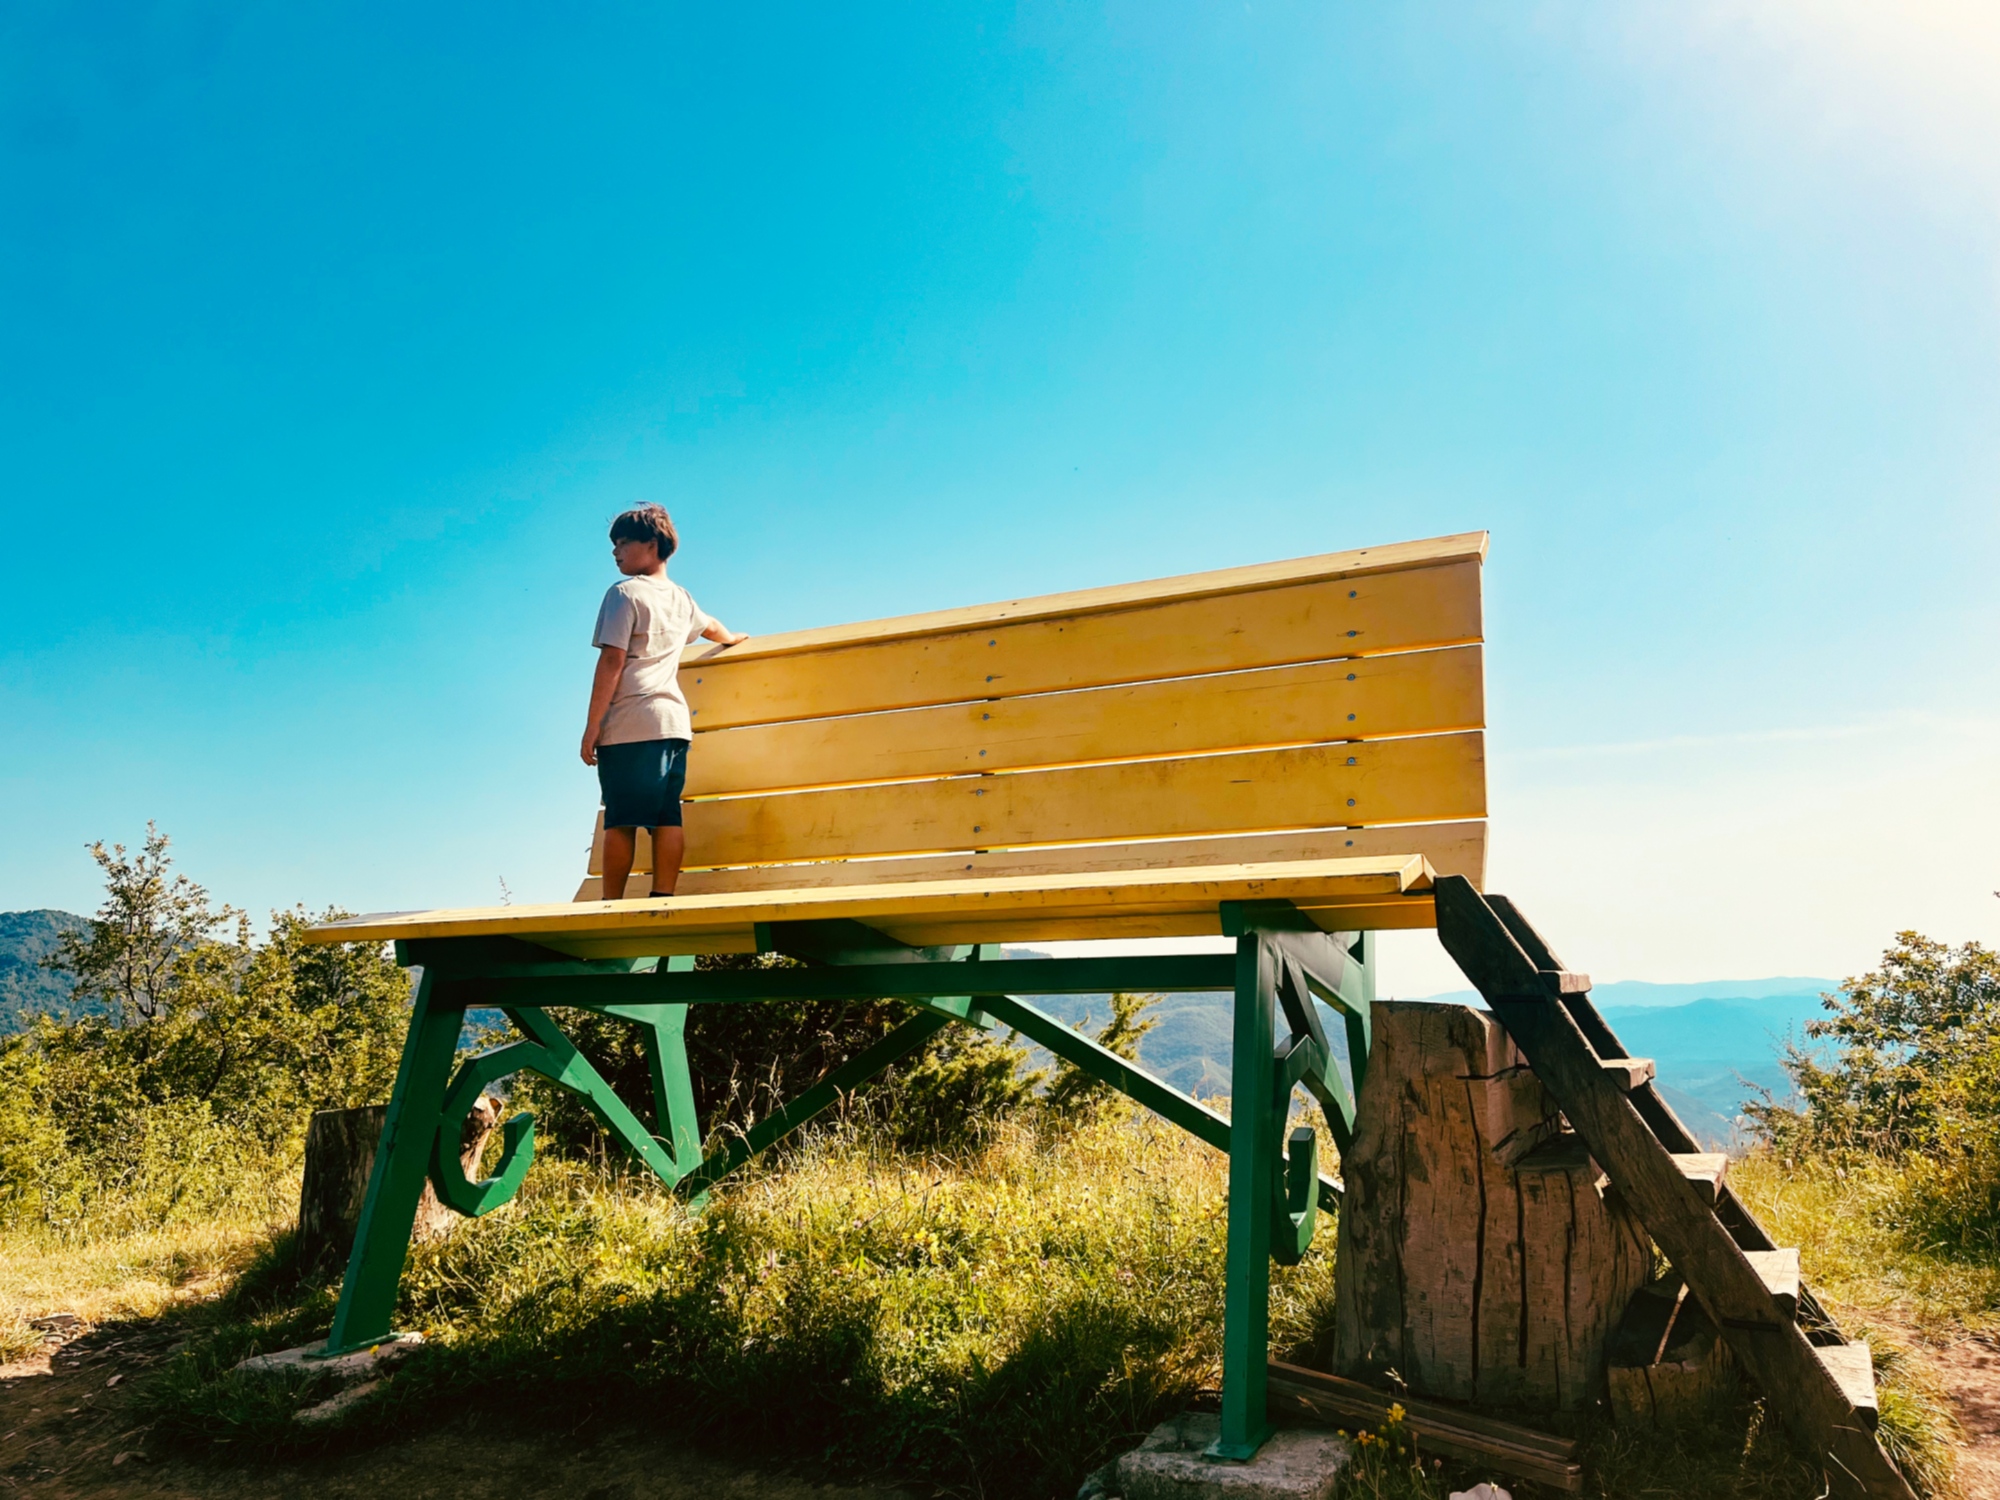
[582,532,1487,897]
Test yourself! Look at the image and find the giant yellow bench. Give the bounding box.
[306,530,1489,1461]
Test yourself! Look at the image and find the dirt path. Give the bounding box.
[1,1321,909,1500]
[1930,1336,2000,1500]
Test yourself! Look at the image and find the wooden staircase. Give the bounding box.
[1433,876,1914,1500]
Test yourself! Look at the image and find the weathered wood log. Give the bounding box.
[296,1096,501,1273]
[1331,1001,1651,1411]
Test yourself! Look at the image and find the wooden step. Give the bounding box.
[1815,1342,1879,1430]
[1671,1152,1729,1205]
[1746,1248,1800,1320]
[1599,1056,1656,1090]
[1443,881,1919,1499]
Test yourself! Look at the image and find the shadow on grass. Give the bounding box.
[137,1241,1208,1500]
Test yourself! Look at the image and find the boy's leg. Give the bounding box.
[649,826,686,896]
[601,826,637,899]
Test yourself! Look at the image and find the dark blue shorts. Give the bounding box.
[597,738,690,830]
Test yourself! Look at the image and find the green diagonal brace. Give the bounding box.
[673,1009,952,1199]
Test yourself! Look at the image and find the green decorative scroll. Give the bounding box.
[430,999,702,1217]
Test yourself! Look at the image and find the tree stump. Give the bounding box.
[296,1096,501,1274]
[1331,1001,1651,1411]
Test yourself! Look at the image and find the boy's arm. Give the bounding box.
[700,618,749,647]
[580,644,626,765]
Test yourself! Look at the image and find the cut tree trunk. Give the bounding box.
[1331,1001,1652,1411]
[296,1096,501,1274]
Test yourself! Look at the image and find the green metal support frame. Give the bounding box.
[320,908,1374,1467]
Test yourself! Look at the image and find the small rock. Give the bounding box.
[30,1313,83,1345]
[1449,1486,1512,1500]
[295,1379,383,1425]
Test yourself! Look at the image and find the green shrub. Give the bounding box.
[0,827,410,1236]
[1751,931,2000,1264]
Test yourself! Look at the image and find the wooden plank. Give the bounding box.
[1601,1057,1656,1090]
[1433,878,1916,1500]
[1747,1248,1801,1321]
[1672,1153,1729,1206]
[677,532,1488,668]
[587,818,1487,891]
[681,732,1485,869]
[307,854,1431,948]
[1817,1344,1878,1430]
[683,646,1484,796]
[1266,1363,1583,1492]
[682,560,1483,730]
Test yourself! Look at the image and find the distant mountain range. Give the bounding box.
[1015,962,1840,1151]
[1413,976,1837,1010]
[0,909,95,1033]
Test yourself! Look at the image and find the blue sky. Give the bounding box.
[3,3,1996,995]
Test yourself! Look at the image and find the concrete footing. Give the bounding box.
[1115,1414,1350,1500]
[232,1332,424,1385]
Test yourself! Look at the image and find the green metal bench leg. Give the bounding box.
[1214,929,1280,1460]
[322,969,466,1356]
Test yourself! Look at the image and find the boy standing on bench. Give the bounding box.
[581,504,748,899]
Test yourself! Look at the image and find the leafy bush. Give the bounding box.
[1750,930,2000,1260]
[0,827,410,1236]
[1753,932,2000,1158]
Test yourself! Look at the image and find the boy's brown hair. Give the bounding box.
[609,503,679,561]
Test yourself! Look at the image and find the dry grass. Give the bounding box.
[1730,1150,2000,1498]
[1732,1152,2000,1337]
[0,1189,293,1363]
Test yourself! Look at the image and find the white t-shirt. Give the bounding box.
[592,574,714,744]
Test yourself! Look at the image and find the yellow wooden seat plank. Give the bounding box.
[679,732,1483,870]
[584,820,1487,898]
[684,645,1483,797]
[308,854,1435,957]
[684,560,1482,731]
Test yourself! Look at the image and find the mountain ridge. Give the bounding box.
[0,908,95,1033]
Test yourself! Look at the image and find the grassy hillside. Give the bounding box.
[0,908,92,1034]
